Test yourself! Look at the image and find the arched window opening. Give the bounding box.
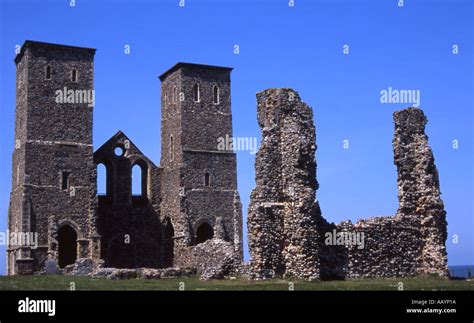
[213,85,219,104]
[58,225,77,268]
[192,83,200,102]
[97,163,107,195]
[132,163,145,196]
[195,222,214,244]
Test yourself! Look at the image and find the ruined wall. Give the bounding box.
[175,238,241,280]
[247,89,449,280]
[334,107,448,278]
[336,217,421,278]
[247,88,323,280]
[393,108,448,275]
[94,131,163,268]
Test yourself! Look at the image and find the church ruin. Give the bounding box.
[7,41,243,275]
[6,40,448,280]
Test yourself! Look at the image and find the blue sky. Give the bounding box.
[0,0,472,274]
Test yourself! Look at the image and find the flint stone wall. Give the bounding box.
[247,89,448,280]
[247,88,325,280]
[337,108,448,278]
[174,238,240,280]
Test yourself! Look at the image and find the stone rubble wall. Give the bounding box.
[335,108,448,278]
[174,238,241,280]
[336,217,421,278]
[247,89,449,280]
[247,88,323,280]
[392,108,448,276]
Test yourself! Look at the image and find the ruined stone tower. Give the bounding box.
[7,41,99,274]
[158,63,243,266]
[393,107,448,276]
[247,88,322,280]
[6,41,244,276]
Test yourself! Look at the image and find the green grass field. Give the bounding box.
[0,275,472,291]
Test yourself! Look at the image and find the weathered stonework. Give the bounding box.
[7,40,447,281]
[159,63,243,268]
[7,41,243,276]
[94,131,163,269]
[336,107,448,278]
[393,107,448,275]
[7,41,98,275]
[247,88,323,280]
[176,238,241,280]
[247,88,448,280]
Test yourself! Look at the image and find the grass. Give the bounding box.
[0,275,472,291]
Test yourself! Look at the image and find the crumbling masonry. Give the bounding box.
[6,40,448,280]
[247,89,323,280]
[247,89,448,279]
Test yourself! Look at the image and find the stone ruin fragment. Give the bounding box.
[247,88,325,280]
[247,88,448,280]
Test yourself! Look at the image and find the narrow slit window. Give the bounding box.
[213,85,219,104]
[193,84,200,102]
[173,86,177,103]
[204,173,210,187]
[71,69,78,82]
[170,136,174,161]
[61,172,70,191]
[45,65,52,80]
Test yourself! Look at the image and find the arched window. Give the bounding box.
[192,83,200,102]
[213,85,219,104]
[195,222,214,244]
[132,164,144,196]
[204,172,210,187]
[58,225,77,268]
[45,65,52,80]
[97,163,107,195]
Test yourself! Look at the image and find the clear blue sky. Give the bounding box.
[0,0,472,274]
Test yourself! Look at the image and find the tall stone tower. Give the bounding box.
[7,41,99,275]
[158,63,243,266]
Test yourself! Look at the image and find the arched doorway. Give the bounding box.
[58,225,77,268]
[195,222,214,244]
[163,219,174,267]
